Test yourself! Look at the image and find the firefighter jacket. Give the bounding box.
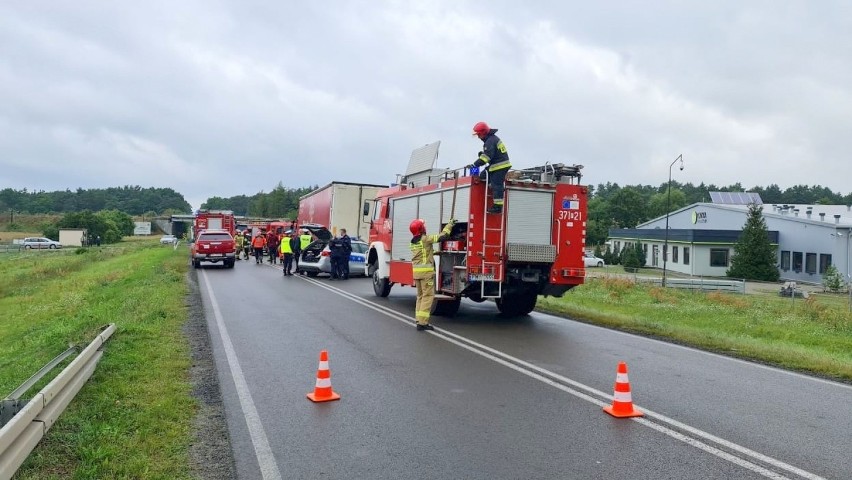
[251,235,266,249]
[474,129,511,172]
[410,222,454,280]
[279,238,293,255]
[235,234,245,249]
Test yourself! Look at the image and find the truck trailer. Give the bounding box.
[298,182,387,240]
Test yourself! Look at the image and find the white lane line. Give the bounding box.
[201,270,283,480]
[299,277,825,480]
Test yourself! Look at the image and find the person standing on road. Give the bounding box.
[289,231,301,274]
[328,235,344,279]
[409,218,455,331]
[234,232,245,261]
[470,121,512,214]
[338,228,352,280]
[266,230,279,264]
[279,233,294,275]
[251,232,267,264]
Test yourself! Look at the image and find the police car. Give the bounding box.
[298,226,367,277]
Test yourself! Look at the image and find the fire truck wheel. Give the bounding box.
[372,270,392,297]
[431,298,461,317]
[496,291,538,317]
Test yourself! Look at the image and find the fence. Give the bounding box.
[635,276,746,293]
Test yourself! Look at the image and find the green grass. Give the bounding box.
[0,239,194,479]
[539,276,852,381]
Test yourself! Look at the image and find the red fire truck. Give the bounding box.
[193,210,236,238]
[366,163,588,317]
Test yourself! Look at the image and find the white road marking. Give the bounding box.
[299,276,827,480]
[201,270,283,480]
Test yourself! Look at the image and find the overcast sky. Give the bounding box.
[2,1,851,211]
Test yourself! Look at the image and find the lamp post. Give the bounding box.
[662,154,684,287]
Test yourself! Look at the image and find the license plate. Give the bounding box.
[469,274,495,281]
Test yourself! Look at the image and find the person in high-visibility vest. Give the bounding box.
[279,232,294,275]
[409,218,455,331]
[298,229,314,275]
[251,232,267,264]
[470,121,512,214]
[234,232,245,261]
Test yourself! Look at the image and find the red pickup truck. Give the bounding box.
[191,229,236,268]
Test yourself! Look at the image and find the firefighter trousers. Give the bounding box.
[415,277,435,325]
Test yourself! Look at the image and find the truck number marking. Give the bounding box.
[558,210,582,221]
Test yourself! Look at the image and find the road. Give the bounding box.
[196,261,850,480]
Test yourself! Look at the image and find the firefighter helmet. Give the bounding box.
[409,219,426,235]
[472,121,490,137]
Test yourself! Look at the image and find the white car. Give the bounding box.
[584,253,605,267]
[22,237,62,249]
[160,235,177,245]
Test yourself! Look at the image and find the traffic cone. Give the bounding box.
[603,361,643,418]
[306,350,341,403]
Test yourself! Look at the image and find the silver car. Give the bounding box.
[23,237,62,249]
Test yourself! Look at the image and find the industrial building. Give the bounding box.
[608,193,852,284]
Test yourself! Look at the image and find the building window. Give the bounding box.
[710,248,729,267]
[780,251,791,271]
[819,254,832,274]
[805,253,817,274]
[792,252,803,272]
[684,247,690,265]
[673,246,679,263]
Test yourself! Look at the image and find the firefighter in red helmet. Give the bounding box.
[470,121,512,214]
[409,217,455,331]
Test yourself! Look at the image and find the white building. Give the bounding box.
[609,198,852,284]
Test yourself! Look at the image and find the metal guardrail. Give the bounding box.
[0,324,116,480]
[636,276,746,293]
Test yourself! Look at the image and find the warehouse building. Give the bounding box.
[608,193,852,284]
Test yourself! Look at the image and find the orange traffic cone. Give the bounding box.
[307,350,341,403]
[603,361,643,418]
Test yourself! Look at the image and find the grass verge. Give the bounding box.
[539,276,852,381]
[0,239,195,479]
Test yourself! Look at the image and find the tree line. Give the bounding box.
[586,181,852,246]
[0,186,192,216]
[201,182,317,220]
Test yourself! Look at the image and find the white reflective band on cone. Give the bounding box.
[318,361,329,370]
[613,391,633,402]
[616,373,629,383]
[315,378,331,388]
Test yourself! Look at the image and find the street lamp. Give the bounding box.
[662,154,684,288]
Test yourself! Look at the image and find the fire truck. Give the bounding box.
[193,210,236,239]
[365,142,588,317]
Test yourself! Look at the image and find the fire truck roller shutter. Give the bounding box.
[505,189,554,245]
[391,196,419,261]
[419,193,441,244]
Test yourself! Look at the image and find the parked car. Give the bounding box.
[22,237,62,249]
[160,235,177,245]
[190,230,236,268]
[298,225,367,277]
[584,253,605,267]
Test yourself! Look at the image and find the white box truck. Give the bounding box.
[298,182,387,240]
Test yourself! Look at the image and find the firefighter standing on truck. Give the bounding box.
[409,218,455,331]
[470,121,512,214]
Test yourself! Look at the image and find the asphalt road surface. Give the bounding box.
[196,260,851,480]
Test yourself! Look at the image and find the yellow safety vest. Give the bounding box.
[279,239,293,255]
[300,234,312,250]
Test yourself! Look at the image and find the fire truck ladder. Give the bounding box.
[480,170,505,299]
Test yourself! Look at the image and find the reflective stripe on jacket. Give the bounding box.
[475,130,511,172]
[410,223,454,280]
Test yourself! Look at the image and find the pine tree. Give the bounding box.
[823,264,845,293]
[727,203,780,281]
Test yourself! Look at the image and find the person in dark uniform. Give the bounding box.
[471,121,512,214]
[338,229,352,279]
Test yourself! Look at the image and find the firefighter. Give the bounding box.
[251,232,267,264]
[242,230,252,260]
[234,231,245,261]
[409,218,455,331]
[470,121,512,214]
[279,232,294,275]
